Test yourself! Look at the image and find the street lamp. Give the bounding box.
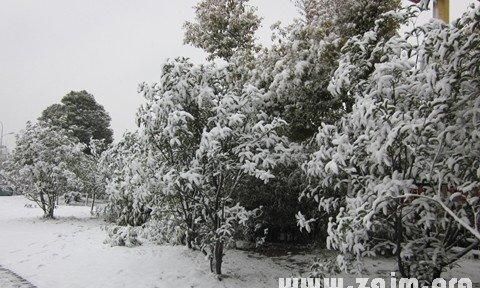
[0,132,14,146]
[0,121,14,160]
[0,121,14,146]
[0,121,3,148]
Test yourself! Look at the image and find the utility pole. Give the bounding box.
[433,0,450,22]
[0,121,3,149]
[408,0,450,22]
[0,121,4,163]
[0,121,14,162]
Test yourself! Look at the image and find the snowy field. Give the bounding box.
[0,196,301,288]
[0,196,479,288]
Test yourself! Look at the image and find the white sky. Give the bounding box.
[0,0,477,149]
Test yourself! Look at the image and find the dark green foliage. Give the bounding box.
[334,0,401,40]
[39,90,113,153]
[255,0,402,142]
[234,165,321,244]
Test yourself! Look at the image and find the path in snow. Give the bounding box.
[0,266,36,288]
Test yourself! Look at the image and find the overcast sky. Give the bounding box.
[0,0,477,149]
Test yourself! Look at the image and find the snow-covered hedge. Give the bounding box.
[301,4,480,283]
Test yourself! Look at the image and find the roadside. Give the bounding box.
[0,266,36,288]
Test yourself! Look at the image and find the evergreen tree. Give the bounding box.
[39,90,113,153]
[251,0,401,141]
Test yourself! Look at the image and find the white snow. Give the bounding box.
[0,197,297,288]
[1,196,479,288]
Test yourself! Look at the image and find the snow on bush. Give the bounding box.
[105,226,142,247]
[139,217,186,245]
[136,57,300,274]
[100,132,155,227]
[247,0,401,141]
[302,4,480,284]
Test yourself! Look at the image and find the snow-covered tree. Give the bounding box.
[0,154,12,195]
[39,90,114,153]
[100,132,155,226]
[249,0,401,141]
[223,0,400,245]
[136,58,213,248]
[302,4,480,283]
[137,57,299,274]
[190,84,299,274]
[77,138,107,213]
[184,0,261,60]
[6,122,85,218]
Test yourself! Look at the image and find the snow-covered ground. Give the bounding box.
[0,196,300,288]
[0,196,479,288]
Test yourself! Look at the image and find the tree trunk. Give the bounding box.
[431,267,442,284]
[209,174,224,275]
[210,241,224,275]
[44,205,55,218]
[395,209,407,277]
[45,194,56,218]
[90,192,96,214]
[186,232,193,249]
[38,191,47,214]
[188,207,197,249]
